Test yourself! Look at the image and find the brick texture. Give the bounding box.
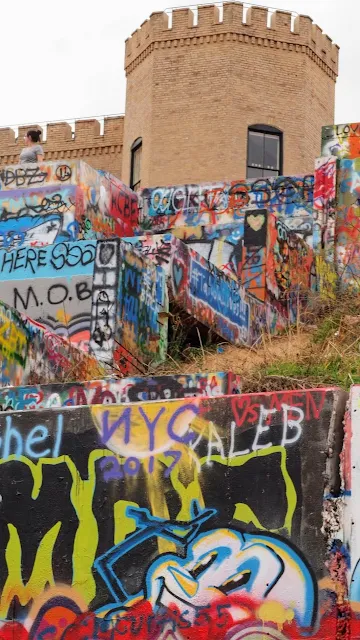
[0,3,338,187]
[0,117,124,179]
[122,4,338,186]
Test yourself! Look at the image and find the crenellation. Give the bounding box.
[125,3,339,78]
[222,3,243,28]
[170,8,195,33]
[197,4,221,29]
[0,129,15,146]
[46,122,72,143]
[270,10,292,36]
[245,6,268,30]
[18,125,42,142]
[74,119,101,140]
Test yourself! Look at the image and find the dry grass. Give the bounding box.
[153,292,360,393]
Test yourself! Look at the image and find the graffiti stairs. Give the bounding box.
[0,121,360,637]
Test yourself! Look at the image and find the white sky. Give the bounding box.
[0,0,351,130]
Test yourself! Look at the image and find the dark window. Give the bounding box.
[247,125,282,178]
[130,138,142,191]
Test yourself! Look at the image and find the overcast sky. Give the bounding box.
[1,0,352,131]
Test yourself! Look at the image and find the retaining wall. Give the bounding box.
[0,387,346,638]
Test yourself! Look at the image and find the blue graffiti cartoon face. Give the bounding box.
[0,214,63,249]
[145,528,315,628]
[94,502,316,630]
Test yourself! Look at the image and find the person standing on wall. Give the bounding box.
[19,130,44,163]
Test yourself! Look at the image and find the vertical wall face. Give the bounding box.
[0,118,124,179]
[0,372,242,410]
[139,173,315,246]
[0,241,97,351]
[123,6,338,186]
[0,299,105,386]
[0,388,345,637]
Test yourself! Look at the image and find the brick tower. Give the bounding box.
[122,2,339,187]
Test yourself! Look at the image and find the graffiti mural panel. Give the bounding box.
[0,241,97,350]
[0,372,241,411]
[336,158,360,288]
[170,238,251,345]
[139,175,314,246]
[322,122,360,159]
[0,299,105,387]
[0,387,345,637]
[115,245,168,371]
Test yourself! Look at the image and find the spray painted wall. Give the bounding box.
[322,123,360,159]
[89,240,168,373]
[0,299,105,387]
[0,387,345,638]
[0,241,97,350]
[0,160,140,251]
[0,372,241,411]
[139,174,314,246]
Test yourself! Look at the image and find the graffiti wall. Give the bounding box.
[139,174,314,246]
[0,387,345,638]
[266,215,315,323]
[0,299,105,387]
[335,158,360,288]
[114,245,168,372]
[170,238,251,345]
[322,123,360,159]
[0,161,139,252]
[0,241,97,351]
[0,372,241,411]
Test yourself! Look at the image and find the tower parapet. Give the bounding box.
[0,117,124,178]
[125,2,339,79]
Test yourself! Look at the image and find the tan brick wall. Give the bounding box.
[0,3,338,188]
[0,117,124,179]
[123,3,338,186]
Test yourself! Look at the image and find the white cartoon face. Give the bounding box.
[145,528,315,628]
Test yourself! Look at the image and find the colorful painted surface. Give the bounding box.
[266,216,315,324]
[0,299,105,386]
[139,175,314,246]
[314,156,337,257]
[0,372,241,411]
[0,241,97,351]
[170,238,251,345]
[0,387,346,637]
[336,158,360,288]
[0,161,139,251]
[322,123,360,159]
[115,245,168,371]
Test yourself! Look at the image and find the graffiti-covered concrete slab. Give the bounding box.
[0,387,346,637]
[0,371,241,411]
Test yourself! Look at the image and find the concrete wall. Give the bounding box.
[0,299,105,387]
[0,372,241,411]
[0,387,345,637]
[139,173,315,246]
[0,160,139,251]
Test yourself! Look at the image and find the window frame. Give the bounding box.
[130,137,142,191]
[246,125,283,179]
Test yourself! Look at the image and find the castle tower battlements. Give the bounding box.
[122,2,338,186]
[0,117,124,178]
[125,3,338,80]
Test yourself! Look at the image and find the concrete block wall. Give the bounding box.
[0,298,105,387]
[0,160,140,252]
[0,386,347,637]
[0,371,241,411]
[139,173,315,247]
